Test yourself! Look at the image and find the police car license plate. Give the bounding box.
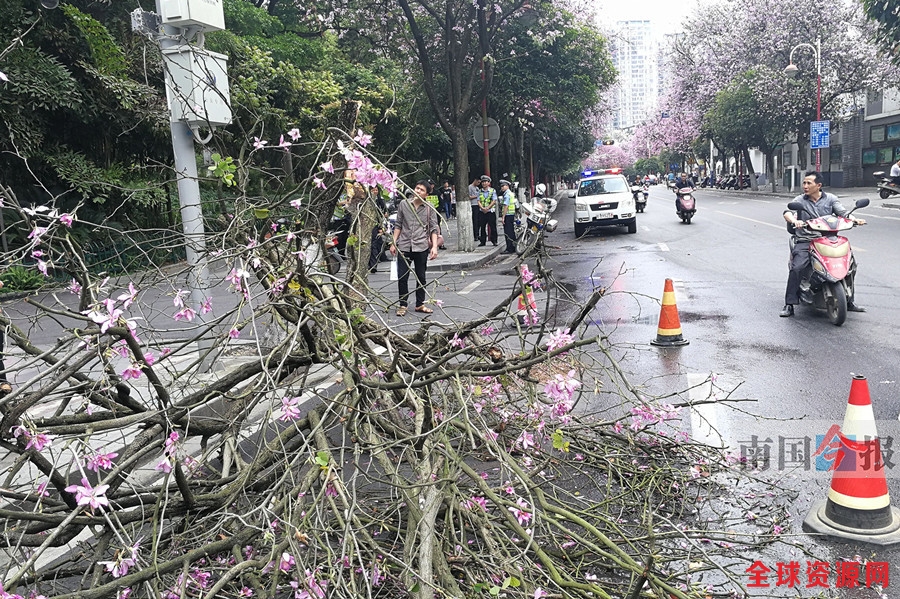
[595,212,613,220]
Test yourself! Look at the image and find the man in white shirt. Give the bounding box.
[890,158,900,186]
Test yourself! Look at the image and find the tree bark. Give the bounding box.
[453,131,474,252]
[742,147,758,191]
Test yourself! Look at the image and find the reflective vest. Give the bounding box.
[502,189,516,212]
[478,189,496,209]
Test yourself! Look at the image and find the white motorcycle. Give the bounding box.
[515,196,558,255]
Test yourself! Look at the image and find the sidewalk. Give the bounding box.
[710,184,900,208]
[369,217,504,274]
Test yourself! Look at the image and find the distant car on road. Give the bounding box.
[573,168,637,237]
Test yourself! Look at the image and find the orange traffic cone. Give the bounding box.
[650,279,689,347]
[802,375,900,545]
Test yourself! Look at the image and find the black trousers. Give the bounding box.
[784,241,811,305]
[503,214,516,251]
[397,249,429,308]
[478,210,497,245]
[471,204,479,241]
[0,327,7,383]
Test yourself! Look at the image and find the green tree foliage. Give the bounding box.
[491,16,616,184]
[863,0,900,62]
[0,0,169,224]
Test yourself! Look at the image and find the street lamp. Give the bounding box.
[785,37,822,172]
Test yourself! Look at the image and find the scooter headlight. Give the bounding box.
[812,261,826,274]
[545,219,558,232]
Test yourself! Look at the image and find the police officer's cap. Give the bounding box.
[499,179,511,187]
[480,175,492,182]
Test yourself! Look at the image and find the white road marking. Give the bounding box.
[687,372,725,448]
[458,280,485,295]
[715,210,784,230]
[716,210,867,251]
[641,225,650,232]
[657,243,669,252]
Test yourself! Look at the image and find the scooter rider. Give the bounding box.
[672,172,692,208]
[890,158,900,186]
[780,171,866,317]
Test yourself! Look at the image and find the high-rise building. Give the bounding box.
[609,20,659,131]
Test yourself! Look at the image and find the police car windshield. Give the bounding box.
[578,176,628,196]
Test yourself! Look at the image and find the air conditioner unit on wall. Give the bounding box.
[162,46,232,127]
[159,0,225,32]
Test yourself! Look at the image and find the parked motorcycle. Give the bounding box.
[787,198,868,326]
[515,195,558,255]
[630,185,647,213]
[872,171,900,199]
[674,187,696,223]
[328,213,351,257]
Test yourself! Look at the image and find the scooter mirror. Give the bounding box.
[787,201,804,211]
[855,198,870,209]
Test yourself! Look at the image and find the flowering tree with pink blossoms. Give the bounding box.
[671,0,895,175]
[0,122,806,597]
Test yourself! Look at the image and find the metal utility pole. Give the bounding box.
[137,0,231,371]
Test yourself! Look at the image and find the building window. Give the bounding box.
[878,147,893,164]
[888,123,900,141]
[871,126,886,144]
[830,145,842,163]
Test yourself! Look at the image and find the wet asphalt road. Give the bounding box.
[540,184,900,594]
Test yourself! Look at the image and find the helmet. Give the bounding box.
[499,179,511,187]
[535,183,546,195]
[480,175,492,183]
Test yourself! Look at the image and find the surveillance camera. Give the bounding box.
[40,0,59,9]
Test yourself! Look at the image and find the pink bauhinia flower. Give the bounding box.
[518,430,535,450]
[121,365,142,380]
[353,129,373,147]
[278,396,302,421]
[277,135,291,149]
[449,334,466,349]
[12,426,52,452]
[320,160,334,173]
[59,213,74,227]
[287,128,301,142]
[68,279,82,295]
[508,497,532,525]
[313,176,326,190]
[252,137,268,150]
[117,283,138,309]
[290,198,302,209]
[173,307,196,322]
[200,297,213,315]
[545,328,574,352]
[86,450,119,472]
[65,477,110,511]
[228,328,241,339]
[278,552,295,572]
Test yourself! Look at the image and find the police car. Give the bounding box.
[573,168,637,237]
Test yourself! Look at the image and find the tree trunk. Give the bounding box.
[742,148,758,191]
[453,130,474,252]
[515,127,526,194]
[766,151,777,193]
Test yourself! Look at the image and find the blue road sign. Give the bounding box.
[810,120,830,149]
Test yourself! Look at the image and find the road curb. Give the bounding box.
[428,245,503,272]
